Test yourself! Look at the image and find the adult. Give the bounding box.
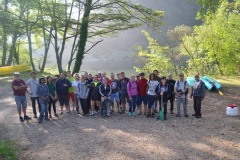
[90,75,102,116]
[127,75,138,116]
[174,73,189,117]
[137,72,148,115]
[101,72,111,84]
[47,76,58,118]
[119,72,130,114]
[99,78,112,116]
[26,71,41,118]
[72,73,81,114]
[12,72,31,122]
[85,73,93,115]
[110,73,120,112]
[78,75,90,116]
[136,74,140,82]
[37,78,50,123]
[67,71,75,111]
[55,73,71,115]
[158,76,169,120]
[153,70,161,113]
[166,74,176,114]
[153,70,161,82]
[190,75,205,118]
[147,73,159,117]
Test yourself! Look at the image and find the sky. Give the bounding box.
[44,0,201,74]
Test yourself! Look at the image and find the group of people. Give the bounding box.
[11,70,206,123]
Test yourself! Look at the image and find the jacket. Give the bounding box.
[119,77,129,95]
[191,80,205,97]
[99,84,112,97]
[90,81,102,97]
[78,81,89,99]
[158,84,169,103]
[127,81,138,97]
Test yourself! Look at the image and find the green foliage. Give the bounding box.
[0,140,17,160]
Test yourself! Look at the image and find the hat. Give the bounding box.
[139,72,145,76]
[14,72,20,75]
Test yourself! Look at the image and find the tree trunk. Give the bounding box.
[73,0,92,74]
[6,33,18,66]
[27,31,36,71]
[1,32,7,66]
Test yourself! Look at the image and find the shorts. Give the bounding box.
[58,95,69,106]
[120,94,130,104]
[68,92,75,102]
[137,96,147,106]
[91,95,101,102]
[15,96,27,112]
[111,92,120,102]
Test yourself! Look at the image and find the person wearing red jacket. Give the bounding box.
[137,72,148,115]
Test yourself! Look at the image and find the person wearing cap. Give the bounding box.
[190,75,205,118]
[174,73,189,117]
[166,74,176,114]
[137,72,148,115]
[12,72,31,122]
[26,71,41,118]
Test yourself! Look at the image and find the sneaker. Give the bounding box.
[170,110,174,114]
[175,114,181,117]
[60,112,63,115]
[54,113,59,117]
[24,115,31,120]
[138,112,142,115]
[164,117,167,120]
[147,113,151,118]
[196,115,201,118]
[132,112,137,117]
[184,114,189,118]
[91,112,94,116]
[38,120,42,123]
[45,118,50,121]
[49,115,52,118]
[151,113,155,118]
[34,115,38,118]
[128,112,132,116]
[192,114,196,117]
[77,111,80,114]
[19,117,25,122]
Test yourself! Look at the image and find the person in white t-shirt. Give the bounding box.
[26,71,41,118]
[72,73,81,114]
[147,73,159,118]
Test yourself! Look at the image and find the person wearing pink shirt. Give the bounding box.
[127,75,138,117]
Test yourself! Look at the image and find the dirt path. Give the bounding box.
[0,76,240,160]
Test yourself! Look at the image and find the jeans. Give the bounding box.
[176,97,188,116]
[80,98,88,115]
[48,96,56,115]
[39,102,48,121]
[147,94,156,109]
[31,97,41,115]
[193,96,202,116]
[129,95,138,112]
[74,94,80,112]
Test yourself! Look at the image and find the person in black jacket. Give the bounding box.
[190,75,205,118]
[99,78,112,116]
[158,76,169,120]
[166,74,176,114]
[90,75,102,116]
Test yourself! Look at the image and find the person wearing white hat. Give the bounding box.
[11,72,31,122]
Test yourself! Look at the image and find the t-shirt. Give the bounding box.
[147,80,159,96]
[166,79,176,93]
[47,83,56,97]
[111,79,119,94]
[72,80,80,94]
[137,78,148,96]
[67,77,75,93]
[174,80,189,98]
[26,78,39,97]
[12,79,27,96]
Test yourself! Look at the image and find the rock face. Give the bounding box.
[80,0,201,72]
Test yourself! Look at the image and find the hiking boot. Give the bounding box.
[24,115,31,120]
[45,118,50,121]
[175,114,181,117]
[38,120,42,123]
[132,112,137,117]
[184,114,189,118]
[19,117,25,122]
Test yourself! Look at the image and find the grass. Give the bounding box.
[0,140,17,160]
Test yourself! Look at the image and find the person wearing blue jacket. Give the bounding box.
[190,75,205,118]
[158,76,169,120]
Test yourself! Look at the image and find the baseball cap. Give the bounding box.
[14,72,20,75]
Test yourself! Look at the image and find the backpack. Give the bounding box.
[177,80,189,95]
